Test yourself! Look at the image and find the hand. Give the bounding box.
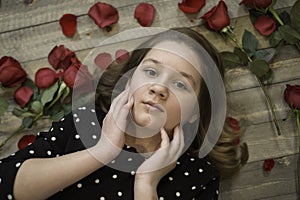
[92,88,133,164]
[135,126,185,188]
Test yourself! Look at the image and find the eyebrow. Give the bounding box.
[142,58,197,87]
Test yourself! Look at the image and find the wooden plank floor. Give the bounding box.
[0,0,299,199]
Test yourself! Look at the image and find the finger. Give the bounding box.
[160,128,170,148]
[170,125,181,151]
[118,96,134,121]
[177,125,185,156]
[114,89,131,116]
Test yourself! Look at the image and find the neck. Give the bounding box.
[125,133,161,156]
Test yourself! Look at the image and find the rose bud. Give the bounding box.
[284,84,300,110]
[18,134,36,150]
[254,15,276,36]
[201,0,230,31]
[14,86,33,107]
[239,0,272,9]
[134,3,155,27]
[263,158,275,172]
[0,56,27,87]
[115,49,129,63]
[48,45,77,70]
[88,2,119,28]
[59,14,77,37]
[35,68,58,89]
[178,0,205,14]
[94,52,112,69]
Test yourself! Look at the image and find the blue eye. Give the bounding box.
[174,81,188,90]
[144,68,157,77]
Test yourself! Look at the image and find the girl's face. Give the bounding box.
[129,41,201,133]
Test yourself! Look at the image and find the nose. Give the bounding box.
[149,84,169,100]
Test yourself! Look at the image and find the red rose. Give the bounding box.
[239,0,272,9]
[18,134,36,150]
[48,45,77,70]
[134,3,155,27]
[94,52,112,69]
[59,14,77,37]
[284,84,300,110]
[200,0,230,31]
[35,68,58,89]
[263,158,275,172]
[0,56,27,87]
[14,86,33,107]
[88,2,119,28]
[63,58,92,91]
[115,49,129,63]
[254,15,276,36]
[178,0,205,14]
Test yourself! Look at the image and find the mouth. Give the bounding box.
[143,100,164,112]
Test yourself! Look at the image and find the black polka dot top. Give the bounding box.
[0,105,220,200]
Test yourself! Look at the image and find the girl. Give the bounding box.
[0,27,248,199]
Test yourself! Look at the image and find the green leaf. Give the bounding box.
[291,0,300,33]
[50,110,65,121]
[259,69,274,85]
[249,60,270,78]
[12,107,24,117]
[220,51,244,69]
[255,48,276,63]
[31,101,43,113]
[269,31,283,47]
[0,97,9,117]
[242,30,258,57]
[61,86,70,102]
[22,117,34,128]
[278,25,300,44]
[233,47,249,65]
[20,112,36,118]
[41,82,59,106]
[63,103,72,115]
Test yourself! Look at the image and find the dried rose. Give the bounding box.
[63,58,92,90]
[94,52,112,69]
[18,134,36,150]
[115,49,129,63]
[88,2,119,28]
[134,3,155,27]
[14,86,33,107]
[239,0,272,9]
[284,84,300,110]
[200,0,230,31]
[35,68,58,89]
[263,158,275,172]
[178,0,205,14]
[48,45,77,70]
[254,15,276,36]
[0,56,27,87]
[59,14,77,37]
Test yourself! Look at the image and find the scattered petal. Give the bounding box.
[48,45,77,70]
[18,135,36,150]
[134,3,155,27]
[59,14,77,37]
[263,158,275,172]
[35,68,58,89]
[94,52,112,69]
[178,0,205,14]
[88,2,119,28]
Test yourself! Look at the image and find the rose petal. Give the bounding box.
[0,56,27,87]
[18,135,36,150]
[201,0,230,31]
[35,68,58,89]
[94,52,112,69]
[59,14,77,37]
[115,49,129,63]
[134,3,155,27]
[14,86,33,107]
[254,15,276,36]
[88,2,119,28]
[263,158,275,172]
[178,0,205,14]
[48,45,77,70]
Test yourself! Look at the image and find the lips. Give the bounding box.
[143,100,164,112]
